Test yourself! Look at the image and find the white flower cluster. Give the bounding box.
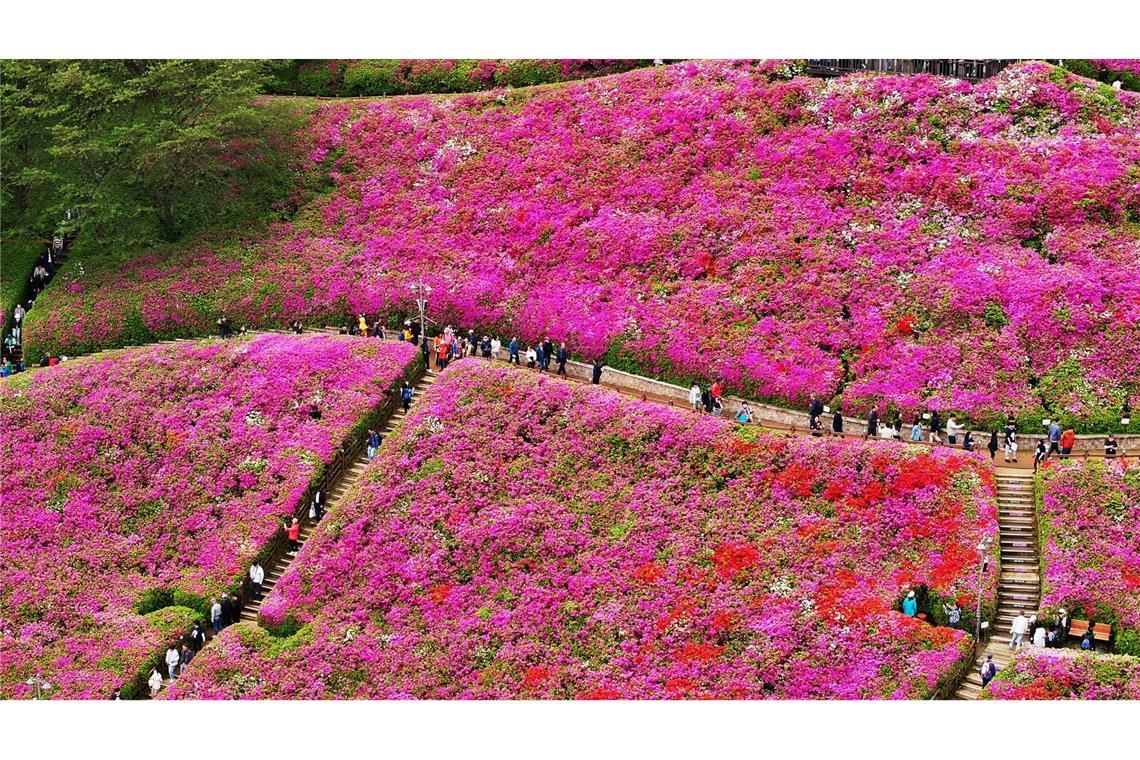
[244,410,265,427]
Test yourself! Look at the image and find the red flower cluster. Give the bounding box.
[712,543,760,579]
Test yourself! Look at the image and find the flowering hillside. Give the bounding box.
[1036,459,1140,654]
[167,361,997,699]
[28,60,1140,427]
[0,334,417,698]
[983,650,1140,699]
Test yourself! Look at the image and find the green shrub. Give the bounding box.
[1114,627,1140,656]
[1,240,41,325]
[133,587,174,615]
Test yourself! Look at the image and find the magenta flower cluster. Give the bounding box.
[1036,459,1140,634]
[0,334,417,699]
[166,361,997,699]
[28,60,1140,424]
[983,650,1140,700]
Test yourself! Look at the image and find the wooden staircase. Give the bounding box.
[236,368,438,626]
[953,466,1039,699]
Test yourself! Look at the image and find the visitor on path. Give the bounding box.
[1003,424,1018,463]
[929,411,943,445]
[689,384,701,411]
[700,386,713,414]
[712,396,725,417]
[148,668,163,697]
[1032,624,1047,648]
[1080,627,1095,651]
[902,591,917,617]
[14,303,25,326]
[290,320,304,334]
[962,430,975,452]
[420,338,430,366]
[736,403,755,424]
[217,316,231,339]
[189,622,206,653]
[1059,428,1075,458]
[556,343,568,376]
[411,321,421,346]
[109,687,122,700]
[945,416,963,445]
[910,419,923,442]
[356,314,367,334]
[831,409,844,436]
[401,382,413,413]
[491,336,502,360]
[981,655,997,688]
[525,347,537,369]
[1056,607,1068,635]
[541,337,554,366]
[179,643,193,676]
[1033,440,1047,471]
[988,430,999,460]
[480,336,492,359]
[210,598,223,635]
[508,337,520,365]
[591,360,604,385]
[1010,611,1029,649]
[808,394,823,429]
[222,594,237,627]
[1047,421,1062,459]
[367,428,380,459]
[1045,626,1059,648]
[284,517,301,553]
[435,336,447,369]
[53,234,63,255]
[943,601,962,629]
[867,408,879,437]
[249,562,264,596]
[165,645,180,680]
[1104,434,1118,459]
[312,489,325,521]
[879,419,896,439]
[535,345,546,373]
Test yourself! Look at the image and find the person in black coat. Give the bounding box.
[832,410,844,435]
[867,409,879,437]
[556,343,569,376]
[808,394,823,428]
[591,360,604,385]
[987,429,999,460]
[535,346,546,373]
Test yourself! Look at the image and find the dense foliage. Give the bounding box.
[1061,59,1140,93]
[1,240,39,328]
[0,60,310,253]
[983,650,1140,699]
[167,361,996,699]
[265,59,653,97]
[0,334,417,698]
[25,61,1140,429]
[1036,459,1140,654]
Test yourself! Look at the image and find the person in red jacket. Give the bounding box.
[1059,428,1076,459]
[284,517,301,553]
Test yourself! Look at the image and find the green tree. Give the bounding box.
[1,60,304,251]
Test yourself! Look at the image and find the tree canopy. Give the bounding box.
[1,60,306,251]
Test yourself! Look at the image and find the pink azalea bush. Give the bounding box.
[983,649,1140,700]
[167,361,997,699]
[0,334,417,698]
[1036,459,1140,654]
[27,60,1140,427]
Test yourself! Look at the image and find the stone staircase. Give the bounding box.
[953,466,1039,699]
[235,368,437,626]
[148,367,436,697]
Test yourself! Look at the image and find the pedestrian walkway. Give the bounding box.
[953,466,1039,699]
[5,236,69,367]
[144,366,436,698]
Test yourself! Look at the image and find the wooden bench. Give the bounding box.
[1068,620,1112,643]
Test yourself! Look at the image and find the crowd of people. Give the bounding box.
[2,235,66,375]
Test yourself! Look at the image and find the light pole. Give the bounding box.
[975,534,994,640]
[25,674,52,700]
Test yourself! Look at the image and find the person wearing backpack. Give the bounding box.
[980,654,997,688]
[943,601,962,629]
[401,383,413,413]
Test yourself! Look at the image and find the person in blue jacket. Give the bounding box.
[902,590,918,617]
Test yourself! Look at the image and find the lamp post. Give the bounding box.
[25,674,52,700]
[975,534,994,640]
